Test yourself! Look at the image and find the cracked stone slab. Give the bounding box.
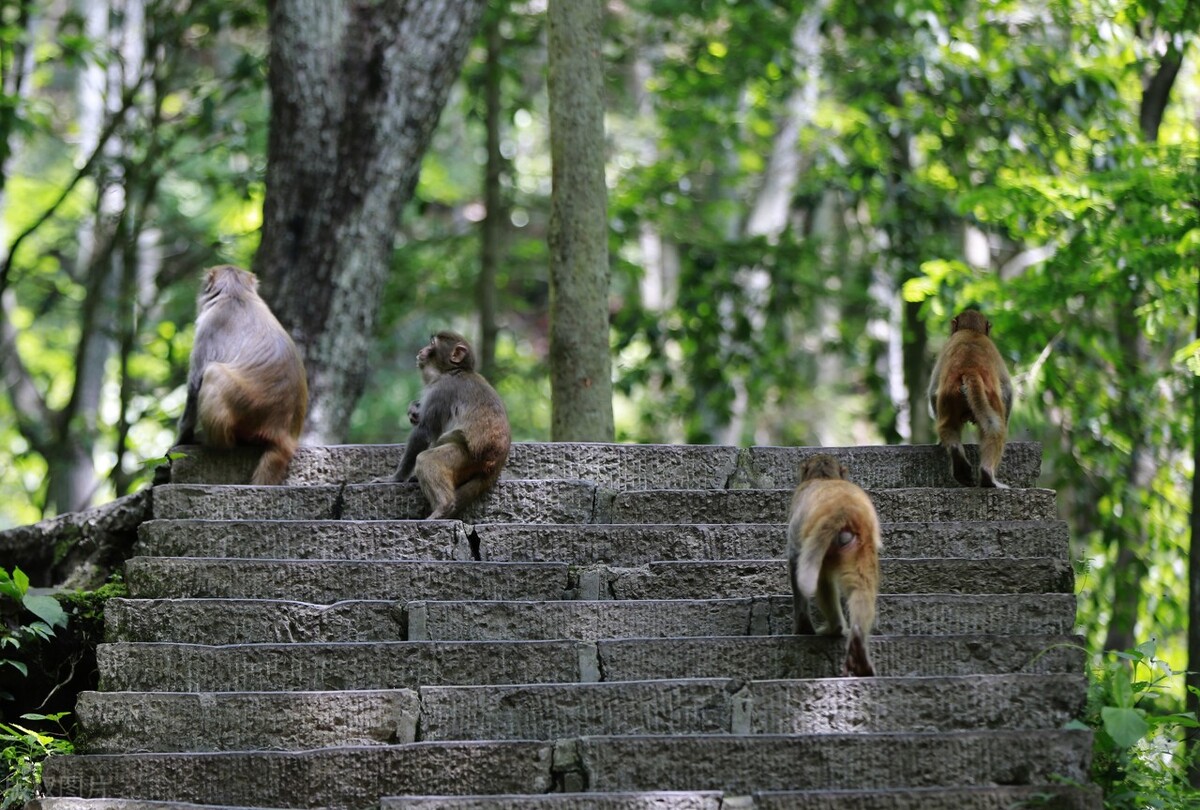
[76,689,422,753]
[98,640,592,692]
[597,634,1087,681]
[137,519,474,561]
[412,594,1077,642]
[734,443,1042,490]
[42,742,554,810]
[572,730,1092,792]
[415,673,1083,741]
[604,557,1074,599]
[606,488,1057,524]
[123,558,571,602]
[471,520,1069,563]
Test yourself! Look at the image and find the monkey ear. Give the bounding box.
[950,317,959,333]
[450,342,469,365]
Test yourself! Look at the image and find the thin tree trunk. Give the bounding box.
[1189,269,1200,787]
[255,0,486,443]
[478,11,504,380]
[546,0,614,442]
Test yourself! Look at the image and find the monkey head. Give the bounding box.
[798,453,849,483]
[417,331,476,384]
[950,309,991,336]
[200,264,258,307]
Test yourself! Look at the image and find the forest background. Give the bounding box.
[0,0,1198,789]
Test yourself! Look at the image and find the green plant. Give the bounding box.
[1077,640,1200,808]
[0,568,67,695]
[0,712,72,809]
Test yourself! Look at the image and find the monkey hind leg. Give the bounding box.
[251,432,297,486]
[815,574,846,637]
[978,427,1009,489]
[415,443,470,520]
[843,626,875,677]
[788,557,817,635]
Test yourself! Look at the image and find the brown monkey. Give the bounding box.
[176,265,307,485]
[927,309,1013,488]
[379,332,511,520]
[786,454,881,677]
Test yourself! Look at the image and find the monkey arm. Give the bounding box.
[392,425,433,482]
[175,383,202,445]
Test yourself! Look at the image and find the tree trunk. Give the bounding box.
[1189,270,1200,788]
[255,0,486,443]
[477,11,505,380]
[546,0,614,442]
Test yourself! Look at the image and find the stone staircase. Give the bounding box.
[36,441,1101,809]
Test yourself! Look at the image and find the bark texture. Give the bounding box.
[546,0,614,442]
[255,0,486,443]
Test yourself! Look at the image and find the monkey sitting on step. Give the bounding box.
[176,265,308,485]
[927,308,1014,488]
[786,454,881,677]
[378,332,511,520]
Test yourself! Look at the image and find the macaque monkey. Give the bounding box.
[379,332,511,520]
[176,265,307,485]
[927,309,1013,488]
[786,454,881,677]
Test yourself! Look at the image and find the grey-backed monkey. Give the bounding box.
[176,265,307,485]
[786,454,881,677]
[380,332,511,520]
[927,309,1013,488]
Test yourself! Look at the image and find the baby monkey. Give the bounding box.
[927,309,1013,488]
[176,265,307,485]
[379,332,511,520]
[786,453,881,677]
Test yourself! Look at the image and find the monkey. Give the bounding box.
[378,331,511,520]
[175,265,307,486]
[786,453,881,677]
[927,309,1014,488]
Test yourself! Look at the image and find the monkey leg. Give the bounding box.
[978,426,1009,489]
[414,443,470,520]
[842,580,877,677]
[843,627,875,677]
[251,432,297,486]
[196,366,240,448]
[815,574,846,637]
[788,557,817,635]
[935,407,975,486]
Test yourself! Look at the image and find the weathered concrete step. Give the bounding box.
[28,801,294,810]
[42,730,1090,810]
[152,483,1054,524]
[409,595,1077,642]
[137,519,1070,563]
[124,558,572,602]
[98,634,1085,692]
[383,785,1103,809]
[606,487,1056,524]
[104,594,1078,644]
[74,674,1086,753]
[167,441,1043,490]
[42,742,554,810]
[151,481,598,523]
[121,556,1071,603]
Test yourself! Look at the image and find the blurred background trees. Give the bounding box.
[0,0,1197,704]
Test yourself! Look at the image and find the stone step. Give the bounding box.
[166,441,1043,490]
[74,674,1086,753]
[121,556,1072,603]
[151,483,1055,524]
[97,634,1084,692]
[42,730,1092,810]
[151,481,599,523]
[104,593,1077,645]
[136,519,1071,563]
[383,786,1103,810]
[124,559,573,602]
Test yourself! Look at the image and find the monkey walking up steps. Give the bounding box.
[378,331,511,520]
[927,308,1014,488]
[786,453,881,677]
[176,265,307,485]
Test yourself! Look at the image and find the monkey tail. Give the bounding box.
[961,372,1004,434]
[793,507,853,599]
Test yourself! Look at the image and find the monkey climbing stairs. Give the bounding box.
[37,442,1101,809]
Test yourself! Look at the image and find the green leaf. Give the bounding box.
[1172,339,1200,376]
[1109,664,1134,707]
[22,594,67,629]
[12,567,29,593]
[1102,706,1149,748]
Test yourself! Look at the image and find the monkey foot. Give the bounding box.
[842,634,875,677]
[979,469,1009,489]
